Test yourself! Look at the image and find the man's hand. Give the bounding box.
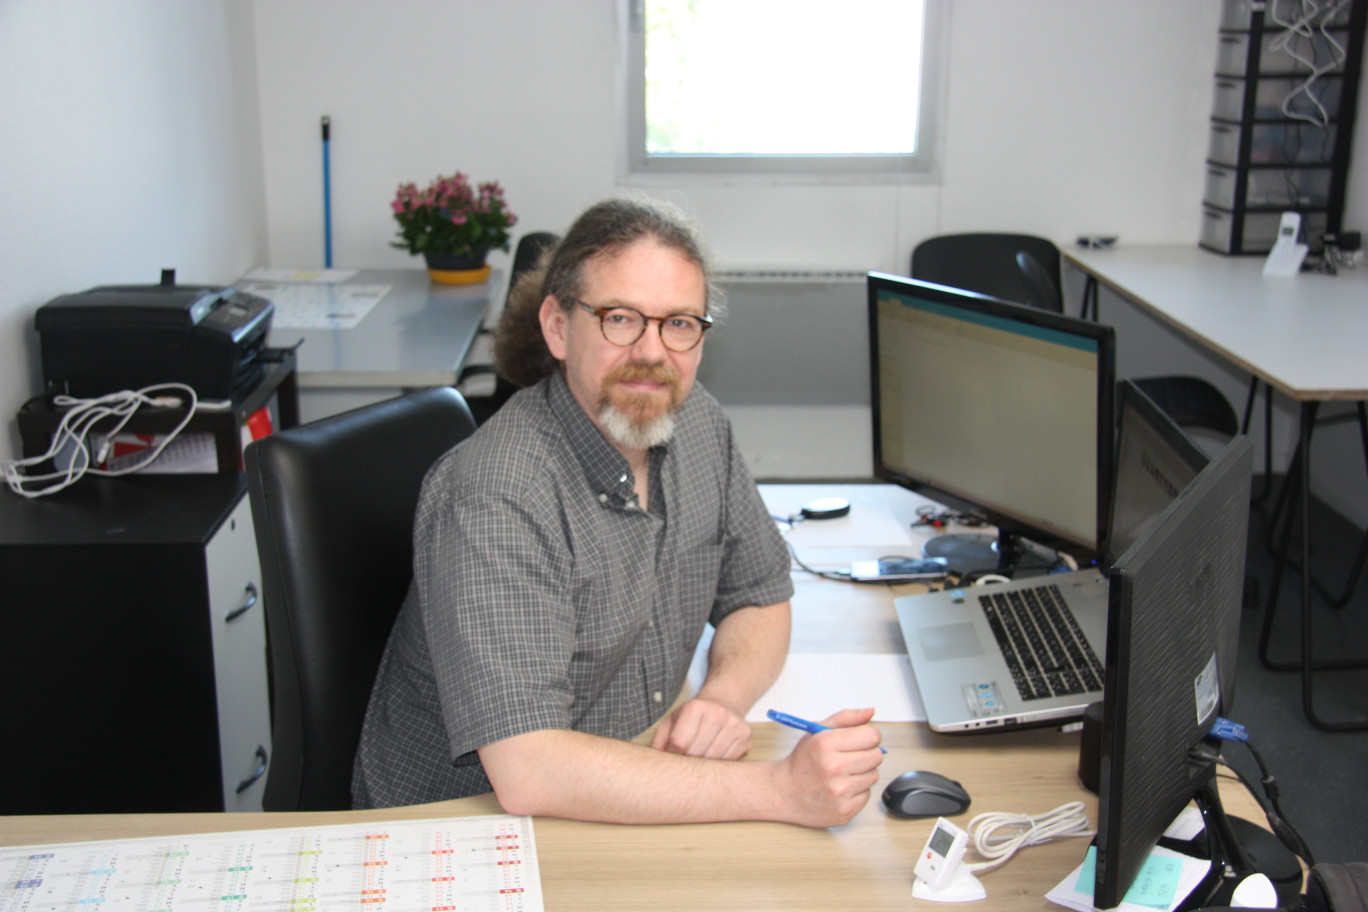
[650,696,751,759]
[770,707,885,828]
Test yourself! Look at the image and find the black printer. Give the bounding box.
[35,270,274,401]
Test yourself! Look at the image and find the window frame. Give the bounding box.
[621,0,946,182]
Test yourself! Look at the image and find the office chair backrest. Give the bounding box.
[1015,250,1064,313]
[462,230,562,424]
[911,233,1062,310]
[511,231,559,282]
[245,387,477,811]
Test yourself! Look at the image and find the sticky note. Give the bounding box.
[1077,846,1183,909]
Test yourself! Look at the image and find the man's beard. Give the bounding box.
[596,362,684,450]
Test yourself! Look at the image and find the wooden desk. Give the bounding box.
[0,727,1111,911]
[1064,247,1368,731]
[262,269,493,423]
[0,484,1273,910]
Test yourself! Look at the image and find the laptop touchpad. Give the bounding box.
[918,623,984,661]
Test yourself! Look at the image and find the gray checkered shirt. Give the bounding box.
[352,371,793,808]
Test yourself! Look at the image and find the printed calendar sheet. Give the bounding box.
[0,814,542,912]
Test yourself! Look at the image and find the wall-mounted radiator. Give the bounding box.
[699,269,871,406]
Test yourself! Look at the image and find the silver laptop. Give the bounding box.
[895,380,1211,732]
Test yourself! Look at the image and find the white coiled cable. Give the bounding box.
[2,383,199,498]
[963,801,1095,872]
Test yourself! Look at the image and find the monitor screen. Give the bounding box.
[1094,436,1254,909]
[868,271,1116,572]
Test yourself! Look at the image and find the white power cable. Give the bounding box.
[963,801,1095,872]
[2,382,200,498]
[1267,0,1350,127]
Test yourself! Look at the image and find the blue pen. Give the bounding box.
[766,709,886,753]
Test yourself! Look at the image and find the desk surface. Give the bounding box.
[0,483,1271,911]
[1065,245,1368,401]
[264,269,493,389]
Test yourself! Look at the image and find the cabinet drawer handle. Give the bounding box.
[236,744,269,794]
[225,582,259,623]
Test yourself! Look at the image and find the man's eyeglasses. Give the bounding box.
[575,301,713,353]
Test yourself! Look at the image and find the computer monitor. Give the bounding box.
[1094,435,1255,910]
[1108,379,1211,560]
[868,271,1116,574]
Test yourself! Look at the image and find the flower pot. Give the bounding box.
[423,249,491,285]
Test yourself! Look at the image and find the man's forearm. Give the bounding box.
[479,709,882,828]
[480,728,785,823]
[696,600,792,715]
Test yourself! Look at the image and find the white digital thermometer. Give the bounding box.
[915,817,969,890]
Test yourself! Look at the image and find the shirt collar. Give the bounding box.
[547,371,670,507]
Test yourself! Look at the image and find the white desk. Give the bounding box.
[1064,245,1368,731]
[1065,245,1368,402]
[262,268,493,423]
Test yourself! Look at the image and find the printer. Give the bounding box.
[35,270,274,401]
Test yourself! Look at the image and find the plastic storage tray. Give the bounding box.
[1208,121,1338,166]
[1212,75,1343,121]
[1220,0,1352,30]
[1204,164,1333,209]
[1216,29,1351,75]
[1201,206,1329,253]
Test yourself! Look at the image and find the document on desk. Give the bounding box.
[1046,808,1211,912]
[744,653,926,723]
[1046,844,1211,912]
[0,813,543,912]
[239,281,390,330]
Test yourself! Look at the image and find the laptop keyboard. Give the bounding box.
[979,584,1104,701]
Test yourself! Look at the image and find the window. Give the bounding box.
[624,0,943,179]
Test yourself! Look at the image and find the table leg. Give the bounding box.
[1080,276,1099,323]
[1259,401,1368,731]
[1262,405,1368,608]
[1240,378,1274,503]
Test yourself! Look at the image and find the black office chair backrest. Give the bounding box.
[911,233,1063,309]
[462,230,561,424]
[245,387,477,811]
[510,231,559,281]
[1015,250,1065,313]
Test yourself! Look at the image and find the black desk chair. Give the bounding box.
[912,233,1240,444]
[911,232,1062,308]
[245,387,477,811]
[458,230,560,424]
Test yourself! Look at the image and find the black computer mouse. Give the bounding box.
[881,770,971,819]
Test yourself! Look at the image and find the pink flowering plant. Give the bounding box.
[390,171,517,257]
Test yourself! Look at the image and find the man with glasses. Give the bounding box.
[354,198,884,826]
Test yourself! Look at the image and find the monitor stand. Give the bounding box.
[922,530,1053,578]
[1166,774,1302,911]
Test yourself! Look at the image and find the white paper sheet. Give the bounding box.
[745,653,926,723]
[240,281,389,330]
[242,267,358,283]
[1046,844,1211,912]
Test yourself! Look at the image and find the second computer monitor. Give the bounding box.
[1094,436,1254,909]
[868,271,1116,573]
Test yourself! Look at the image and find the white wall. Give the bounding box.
[4,0,1367,522]
[0,0,268,458]
[251,1,1229,274]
